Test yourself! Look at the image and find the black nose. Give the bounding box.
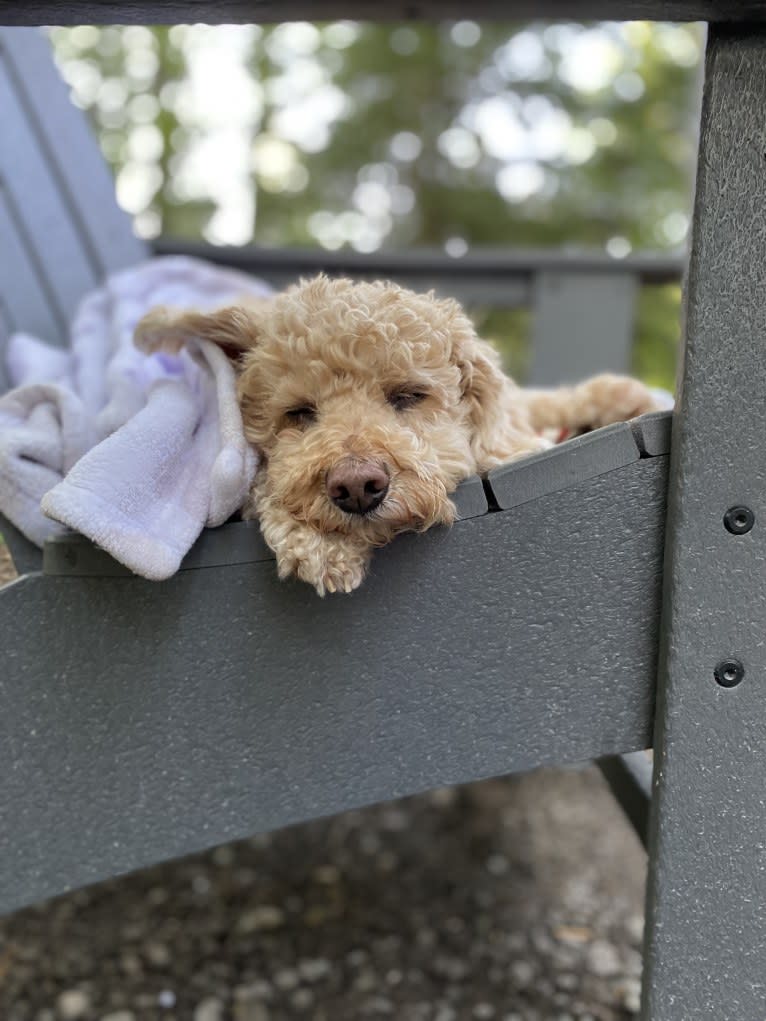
[326,458,390,515]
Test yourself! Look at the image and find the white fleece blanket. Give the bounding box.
[0,256,271,580]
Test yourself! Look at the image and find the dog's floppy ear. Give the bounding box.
[454,331,540,471]
[134,302,266,365]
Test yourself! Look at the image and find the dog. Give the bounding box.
[135,275,658,594]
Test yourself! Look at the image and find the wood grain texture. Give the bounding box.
[0,456,666,914]
[643,28,766,1021]
[1,1,766,24]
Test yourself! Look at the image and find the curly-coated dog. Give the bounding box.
[135,275,657,594]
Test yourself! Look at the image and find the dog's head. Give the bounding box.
[136,275,536,542]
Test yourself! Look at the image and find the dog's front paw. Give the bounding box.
[308,553,368,597]
[276,540,369,596]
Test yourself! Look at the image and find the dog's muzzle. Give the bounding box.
[326,457,390,515]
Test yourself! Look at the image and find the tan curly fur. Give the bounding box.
[135,275,658,595]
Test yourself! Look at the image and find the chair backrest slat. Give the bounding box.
[0,29,146,278]
[0,189,62,371]
[0,28,146,352]
[529,270,638,385]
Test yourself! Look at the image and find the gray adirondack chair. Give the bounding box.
[1,9,763,1020]
[0,21,661,888]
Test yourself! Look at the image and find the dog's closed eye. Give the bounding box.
[386,387,429,411]
[284,405,317,427]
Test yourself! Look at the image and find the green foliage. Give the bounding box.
[49,21,704,389]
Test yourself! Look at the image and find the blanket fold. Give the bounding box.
[0,256,271,580]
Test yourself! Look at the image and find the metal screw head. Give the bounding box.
[724,505,755,535]
[715,658,745,688]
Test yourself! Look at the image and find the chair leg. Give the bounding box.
[642,25,766,1020]
[597,752,652,848]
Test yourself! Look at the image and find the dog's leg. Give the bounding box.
[523,373,659,434]
[251,494,371,596]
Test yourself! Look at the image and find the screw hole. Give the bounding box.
[715,658,745,688]
[724,506,755,535]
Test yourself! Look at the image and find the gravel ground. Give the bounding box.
[1,540,15,586]
[0,764,646,1021]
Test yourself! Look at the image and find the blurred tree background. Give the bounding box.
[49,21,704,388]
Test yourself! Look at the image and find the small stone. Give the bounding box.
[486,854,509,876]
[192,874,212,895]
[273,968,299,991]
[120,951,142,977]
[473,1005,496,1019]
[385,969,403,986]
[234,981,273,1003]
[233,1004,271,1021]
[212,845,234,866]
[101,1013,135,1021]
[144,941,171,968]
[57,990,90,1020]
[237,906,285,933]
[624,948,643,977]
[586,940,621,977]
[194,997,224,1021]
[376,851,398,872]
[363,997,394,1014]
[346,948,369,968]
[556,972,579,991]
[434,1008,457,1021]
[381,808,407,831]
[552,924,593,945]
[510,960,535,988]
[289,989,314,1011]
[531,927,554,953]
[444,916,465,935]
[157,990,176,1009]
[298,958,331,983]
[313,864,341,885]
[619,977,642,1012]
[626,915,645,944]
[353,969,378,993]
[433,956,469,982]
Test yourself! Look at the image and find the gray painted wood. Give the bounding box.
[0,28,146,362]
[631,410,673,458]
[0,29,146,277]
[0,185,62,344]
[157,240,685,287]
[0,58,99,328]
[0,454,665,915]
[2,2,766,25]
[487,421,641,510]
[642,28,766,1021]
[530,271,637,385]
[597,751,653,847]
